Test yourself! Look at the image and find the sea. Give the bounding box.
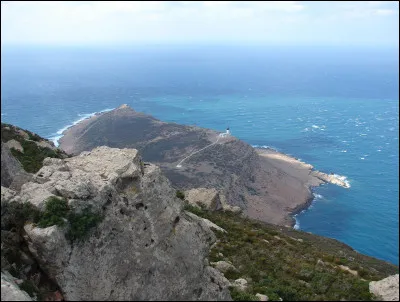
[1,44,399,265]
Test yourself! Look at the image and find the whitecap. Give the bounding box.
[49,108,115,147]
[332,174,351,188]
[360,157,365,160]
[293,216,300,230]
[340,150,347,153]
[377,149,382,152]
[314,194,323,199]
[312,125,320,129]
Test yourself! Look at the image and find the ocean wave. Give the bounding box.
[314,194,323,200]
[293,217,300,230]
[332,174,351,188]
[49,108,115,147]
[251,144,279,152]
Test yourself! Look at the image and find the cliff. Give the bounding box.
[5,146,231,300]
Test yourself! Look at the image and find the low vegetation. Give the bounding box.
[183,203,398,301]
[4,196,103,243]
[176,190,185,200]
[1,123,69,173]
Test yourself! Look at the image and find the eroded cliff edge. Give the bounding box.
[3,146,231,301]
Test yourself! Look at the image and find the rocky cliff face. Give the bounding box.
[1,142,32,190]
[57,105,325,226]
[12,146,231,301]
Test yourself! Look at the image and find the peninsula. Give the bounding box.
[59,104,349,227]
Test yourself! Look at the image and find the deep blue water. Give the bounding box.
[1,45,399,265]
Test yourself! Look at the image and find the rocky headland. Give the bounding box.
[59,104,349,227]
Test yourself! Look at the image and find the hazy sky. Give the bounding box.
[1,1,399,47]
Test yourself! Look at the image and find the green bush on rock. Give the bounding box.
[38,196,69,228]
[66,208,104,241]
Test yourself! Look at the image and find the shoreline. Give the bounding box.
[55,106,350,231]
[255,146,350,228]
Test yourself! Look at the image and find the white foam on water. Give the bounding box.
[332,174,351,188]
[49,108,115,147]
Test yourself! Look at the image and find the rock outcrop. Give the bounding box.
[369,274,399,301]
[185,188,242,213]
[17,146,231,301]
[1,142,32,190]
[1,271,32,301]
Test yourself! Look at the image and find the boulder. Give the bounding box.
[1,142,32,190]
[256,293,269,301]
[210,261,238,274]
[369,274,399,301]
[232,278,248,291]
[5,139,24,153]
[185,188,222,210]
[1,271,32,301]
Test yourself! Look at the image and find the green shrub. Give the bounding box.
[19,280,39,298]
[37,196,69,228]
[176,190,185,200]
[66,207,103,241]
[183,203,205,217]
[230,287,258,301]
[3,201,41,231]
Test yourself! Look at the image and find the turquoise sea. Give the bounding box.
[1,44,398,265]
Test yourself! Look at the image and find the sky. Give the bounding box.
[1,1,399,47]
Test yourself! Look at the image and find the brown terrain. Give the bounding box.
[59,104,348,226]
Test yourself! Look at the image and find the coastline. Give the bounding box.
[255,146,350,228]
[55,106,350,230]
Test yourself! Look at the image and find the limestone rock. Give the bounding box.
[5,139,24,153]
[35,140,57,150]
[185,211,227,233]
[1,142,32,190]
[1,271,32,301]
[256,293,269,301]
[210,261,238,274]
[369,274,399,301]
[18,146,231,301]
[233,278,248,291]
[185,188,222,210]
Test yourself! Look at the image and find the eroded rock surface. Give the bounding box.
[1,142,32,190]
[369,274,399,301]
[19,146,231,301]
[1,271,32,301]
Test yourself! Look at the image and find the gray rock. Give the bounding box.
[1,142,32,190]
[369,274,399,301]
[210,261,238,274]
[19,146,231,301]
[256,293,269,301]
[185,188,222,210]
[1,271,32,301]
[185,211,227,233]
[5,139,24,153]
[233,278,248,291]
